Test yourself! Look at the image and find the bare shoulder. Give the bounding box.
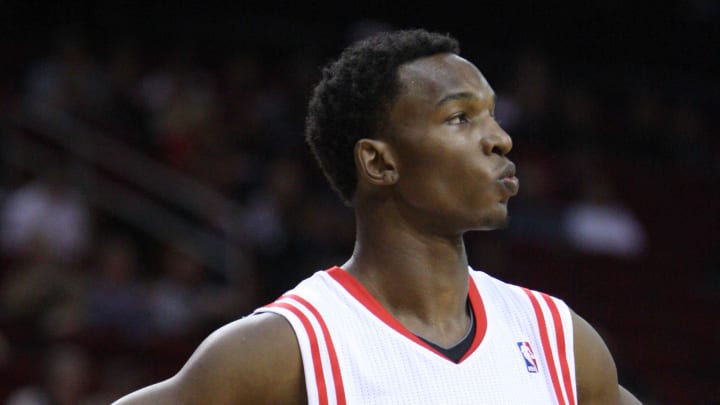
[572,311,642,404]
[113,312,305,405]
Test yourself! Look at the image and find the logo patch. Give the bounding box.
[517,341,538,373]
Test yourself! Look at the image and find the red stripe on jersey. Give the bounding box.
[458,276,488,363]
[521,288,566,405]
[286,294,347,405]
[267,301,328,405]
[541,293,576,405]
[327,266,486,364]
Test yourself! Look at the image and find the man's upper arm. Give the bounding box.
[113,313,305,404]
[573,311,641,405]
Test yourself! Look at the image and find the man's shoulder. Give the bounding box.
[113,313,306,404]
[195,312,300,373]
[202,312,298,353]
[178,313,305,403]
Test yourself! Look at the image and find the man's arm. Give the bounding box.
[113,313,306,404]
[573,311,642,405]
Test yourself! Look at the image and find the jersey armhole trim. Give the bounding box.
[264,301,329,405]
[521,288,577,405]
[283,294,347,404]
[261,294,348,405]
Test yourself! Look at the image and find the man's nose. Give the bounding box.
[481,124,513,156]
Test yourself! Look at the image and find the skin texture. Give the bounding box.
[114,53,641,404]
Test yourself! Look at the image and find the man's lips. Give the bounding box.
[498,162,516,180]
[498,162,519,195]
[499,176,519,195]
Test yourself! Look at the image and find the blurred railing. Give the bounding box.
[2,104,247,278]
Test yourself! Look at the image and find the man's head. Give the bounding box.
[306,29,517,233]
[305,29,459,205]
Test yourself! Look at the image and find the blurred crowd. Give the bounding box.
[0,13,718,404]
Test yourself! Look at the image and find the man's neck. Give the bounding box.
[342,204,472,346]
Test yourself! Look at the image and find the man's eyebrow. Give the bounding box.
[436,92,496,107]
[436,92,476,107]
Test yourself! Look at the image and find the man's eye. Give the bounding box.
[447,113,469,125]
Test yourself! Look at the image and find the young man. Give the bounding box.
[115,29,641,404]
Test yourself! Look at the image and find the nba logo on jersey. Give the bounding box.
[517,341,538,373]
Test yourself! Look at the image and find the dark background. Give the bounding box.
[0,1,718,403]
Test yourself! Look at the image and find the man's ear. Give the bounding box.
[354,139,398,186]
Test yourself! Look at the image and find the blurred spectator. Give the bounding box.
[5,344,92,405]
[0,166,90,265]
[557,83,602,152]
[496,49,555,148]
[562,171,647,258]
[153,68,219,172]
[84,234,149,340]
[235,157,307,255]
[666,100,714,173]
[148,244,204,335]
[103,41,154,153]
[623,85,670,163]
[0,235,87,338]
[22,28,111,120]
[83,358,143,405]
[149,242,247,336]
[218,52,264,144]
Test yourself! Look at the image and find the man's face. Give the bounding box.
[386,53,518,233]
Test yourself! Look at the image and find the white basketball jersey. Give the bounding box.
[255,267,577,404]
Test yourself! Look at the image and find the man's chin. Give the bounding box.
[470,214,509,232]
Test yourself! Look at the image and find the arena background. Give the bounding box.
[0,1,718,403]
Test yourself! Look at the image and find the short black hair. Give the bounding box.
[304,29,460,205]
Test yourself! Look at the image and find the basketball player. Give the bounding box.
[115,29,641,404]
